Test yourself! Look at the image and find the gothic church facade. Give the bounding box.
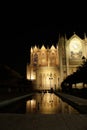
[26,33,87,90]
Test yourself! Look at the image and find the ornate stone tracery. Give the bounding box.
[27,33,87,90]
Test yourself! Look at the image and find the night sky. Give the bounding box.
[0,19,87,77]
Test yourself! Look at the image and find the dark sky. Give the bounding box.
[0,1,87,77]
[0,21,87,76]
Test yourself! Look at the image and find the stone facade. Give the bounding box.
[26,33,87,90]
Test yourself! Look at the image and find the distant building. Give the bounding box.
[26,33,87,90]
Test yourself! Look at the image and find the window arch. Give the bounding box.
[41,52,47,66]
[33,53,38,65]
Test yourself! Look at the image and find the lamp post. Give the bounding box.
[49,73,53,90]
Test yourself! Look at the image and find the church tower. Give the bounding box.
[58,33,87,85]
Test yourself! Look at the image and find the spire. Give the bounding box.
[84,32,86,39]
[64,33,67,42]
[30,47,33,53]
[34,45,38,52]
[50,45,56,50]
[41,45,46,50]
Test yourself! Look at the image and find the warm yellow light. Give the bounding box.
[26,99,36,113]
[70,38,82,52]
[31,99,36,105]
[27,73,30,80]
[31,75,35,80]
[27,73,36,80]
[73,44,78,49]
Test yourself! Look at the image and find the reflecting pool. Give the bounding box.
[26,92,79,114]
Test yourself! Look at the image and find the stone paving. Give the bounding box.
[0,113,87,130]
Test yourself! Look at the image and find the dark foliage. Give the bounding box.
[61,59,87,98]
[61,59,87,87]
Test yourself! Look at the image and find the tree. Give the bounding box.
[61,59,87,90]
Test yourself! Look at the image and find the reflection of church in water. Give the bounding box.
[26,33,87,90]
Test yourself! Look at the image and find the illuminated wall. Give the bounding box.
[36,67,59,90]
[27,45,59,90]
[27,33,87,90]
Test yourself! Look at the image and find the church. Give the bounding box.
[26,33,87,90]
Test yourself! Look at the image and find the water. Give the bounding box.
[26,92,79,114]
[0,92,79,114]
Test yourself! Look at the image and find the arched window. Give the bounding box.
[33,53,38,66]
[50,51,56,66]
[41,52,47,66]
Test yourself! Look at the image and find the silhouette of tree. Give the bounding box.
[61,59,87,89]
